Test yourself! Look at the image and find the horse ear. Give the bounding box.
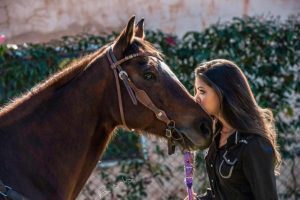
[113,16,136,58]
[135,18,145,39]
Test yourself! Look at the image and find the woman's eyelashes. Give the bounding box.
[197,88,206,95]
[200,90,206,95]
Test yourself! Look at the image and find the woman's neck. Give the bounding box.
[221,126,236,135]
[216,116,235,135]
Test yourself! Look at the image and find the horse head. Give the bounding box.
[107,16,213,152]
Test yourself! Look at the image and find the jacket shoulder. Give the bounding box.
[242,134,274,158]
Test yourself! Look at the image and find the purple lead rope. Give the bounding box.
[184,151,194,200]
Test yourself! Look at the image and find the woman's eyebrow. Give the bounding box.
[197,86,205,90]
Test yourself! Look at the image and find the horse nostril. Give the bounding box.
[199,122,211,137]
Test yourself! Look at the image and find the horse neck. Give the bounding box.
[0,52,119,199]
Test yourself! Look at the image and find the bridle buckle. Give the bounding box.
[166,129,172,138]
[119,70,128,80]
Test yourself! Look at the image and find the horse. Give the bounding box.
[0,16,213,200]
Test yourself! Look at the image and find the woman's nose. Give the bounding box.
[194,95,202,104]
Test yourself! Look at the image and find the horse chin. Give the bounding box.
[142,126,212,151]
[180,138,211,151]
[179,129,212,151]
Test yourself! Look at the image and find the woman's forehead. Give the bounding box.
[195,77,209,88]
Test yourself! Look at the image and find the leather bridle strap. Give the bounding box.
[107,48,138,105]
[126,80,171,125]
[106,49,128,127]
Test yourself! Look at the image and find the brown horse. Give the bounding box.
[0,17,212,200]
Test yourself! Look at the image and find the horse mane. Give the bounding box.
[0,44,109,118]
[0,38,162,121]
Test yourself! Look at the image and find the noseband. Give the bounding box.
[106,46,186,155]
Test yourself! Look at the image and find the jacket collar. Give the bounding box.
[213,130,242,150]
[228,131,240,146]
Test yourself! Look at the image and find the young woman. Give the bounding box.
[185,59,281,200]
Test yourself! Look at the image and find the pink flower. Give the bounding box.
[166,36,176,46]
[0,35,6,44]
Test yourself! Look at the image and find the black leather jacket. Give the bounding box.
[197,130,278,200]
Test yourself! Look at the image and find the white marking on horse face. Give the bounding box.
[158,60,189,93]
[158,60,181,83]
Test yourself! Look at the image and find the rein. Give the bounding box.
[106,46,187,155]
[184,151,194,200]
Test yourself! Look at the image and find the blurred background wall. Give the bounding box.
[0,0,299,43]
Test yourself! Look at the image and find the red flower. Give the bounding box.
[0,35,5,44]
[166,36,176,46]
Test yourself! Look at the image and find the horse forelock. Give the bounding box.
[124,38,164,60]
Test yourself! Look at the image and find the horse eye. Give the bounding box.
[143,72,156,80]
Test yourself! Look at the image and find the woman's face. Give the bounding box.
[194,77,221,117]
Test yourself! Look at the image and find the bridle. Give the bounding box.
[106,45,187,155]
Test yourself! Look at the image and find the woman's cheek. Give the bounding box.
[201,101,210,115]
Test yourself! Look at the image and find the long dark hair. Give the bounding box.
[195,59,281,174]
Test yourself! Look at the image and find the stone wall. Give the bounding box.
[0,0,299,44]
